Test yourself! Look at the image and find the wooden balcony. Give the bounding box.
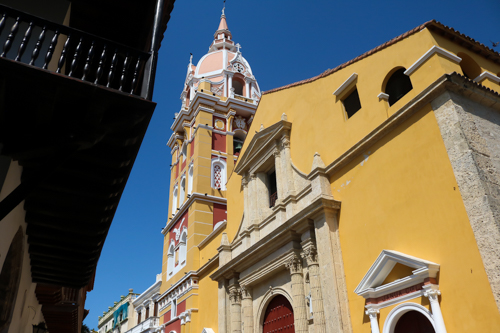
[0,4,152,98]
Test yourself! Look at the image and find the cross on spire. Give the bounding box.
[236,43,241,53]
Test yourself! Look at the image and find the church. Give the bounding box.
[138,11,500,333]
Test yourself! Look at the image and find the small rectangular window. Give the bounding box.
[267,170,277,208]
[343,87,361,118]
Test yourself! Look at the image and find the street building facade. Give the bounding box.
[0,0,175,332]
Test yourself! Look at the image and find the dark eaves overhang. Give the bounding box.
[0,58,156,289]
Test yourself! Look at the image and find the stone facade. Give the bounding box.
[432,89,500,311]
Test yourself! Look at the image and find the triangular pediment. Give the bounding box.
[354,250,439,299]
[235,119,291,175]
[201,329,215,333]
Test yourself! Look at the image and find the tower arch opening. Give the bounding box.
[232,79,244,96]
[233,130,246,156]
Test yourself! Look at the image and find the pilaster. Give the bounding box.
[313,210,351,333]
[285,253,308,333]
[302,244,326,333]
[229,283,242,333]
[241,286,253,333]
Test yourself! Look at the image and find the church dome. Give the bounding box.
[180,9,261,104]
[195,49,254,77]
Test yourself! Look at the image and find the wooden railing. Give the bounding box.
[269,191,278,208]
[0,5,151,98]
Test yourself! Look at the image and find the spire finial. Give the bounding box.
[222,0,226,16]
[236,43,241,53]
[189,53,193,65]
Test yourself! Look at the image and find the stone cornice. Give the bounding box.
[210,194,340,281]
[170,91,258,134]
[196,253,219,277]
[162,193,227,235]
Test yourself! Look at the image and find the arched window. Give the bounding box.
[171,185,178,215]
[181,143,187,161]
[211,159,227,190]
[233,79,244,96]
[385,68,413,106]
[171,298,177,319]
[179,177,186,206]
[457,52,481,80]
[167,242,175,278]
[179,228,187,265]
[188,164,193,195]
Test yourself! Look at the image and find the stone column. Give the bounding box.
[285,254,308,333]
[365,309,380,333]
[423,286,447,333]
[302,245,326,333]
[229,285,242,333]
[245,78,251,98]
[241,286,253,333]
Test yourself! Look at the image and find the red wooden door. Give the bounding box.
[394,311,435,333]
[263,295,294,333]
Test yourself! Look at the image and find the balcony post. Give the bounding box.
[141,0,165,100]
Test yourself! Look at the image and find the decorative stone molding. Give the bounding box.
[285,254,303,274]
[229,288,242,304]
[404,45,461,76]
[158,274,199,312]
[240,285,251,299]
[332,72,358,96]
[301,246,318,265]
[281,134,290,149]
[241,176,248,188]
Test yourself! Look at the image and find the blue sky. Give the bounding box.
[84,0,500,329]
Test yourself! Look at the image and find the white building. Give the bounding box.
[125,275,162,333]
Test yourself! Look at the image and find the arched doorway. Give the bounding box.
[262,294,294,333]
[394,311,435,333]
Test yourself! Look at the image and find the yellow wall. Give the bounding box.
[224,27,500,332]
[335,106,500,332]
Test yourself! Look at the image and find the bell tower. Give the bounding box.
[157,9,260,333]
